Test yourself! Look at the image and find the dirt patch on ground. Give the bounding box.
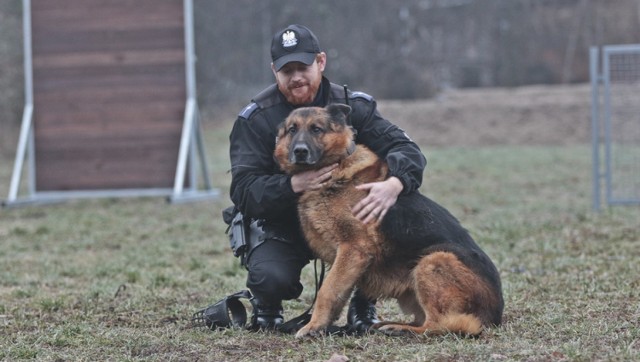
[378,83,592,148]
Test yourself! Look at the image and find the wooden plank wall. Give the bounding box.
[31,0,187,191]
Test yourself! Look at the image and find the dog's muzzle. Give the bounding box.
[191,290,253,329]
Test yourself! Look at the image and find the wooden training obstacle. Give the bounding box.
[5,0,217,207]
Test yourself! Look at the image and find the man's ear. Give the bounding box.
[316,52,327,72]
[325,104,351,126]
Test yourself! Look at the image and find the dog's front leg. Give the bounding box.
[296,243,371,338]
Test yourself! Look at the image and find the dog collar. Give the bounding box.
[347,141,356,156]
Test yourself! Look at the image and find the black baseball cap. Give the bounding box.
[271,24,321,71]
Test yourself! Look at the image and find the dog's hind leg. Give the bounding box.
[377,251,486,336]
[374,290,425,328]
[397,291,426,326]
[296,243,372,338]
[372,292,427,336]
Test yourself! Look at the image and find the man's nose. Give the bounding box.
[291,70,304,81]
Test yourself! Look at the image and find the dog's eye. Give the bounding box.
[311,125,324,134]
[287,126,297,135]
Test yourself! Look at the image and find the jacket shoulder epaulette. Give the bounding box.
[329,83,374,104]
[349,91,374,102]
[238,102,259,119]
[239,84,281,119]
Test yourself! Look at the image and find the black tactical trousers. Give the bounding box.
[244,231,314,307]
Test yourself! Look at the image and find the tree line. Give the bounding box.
[193,0,640,106]
[1,0,639,131]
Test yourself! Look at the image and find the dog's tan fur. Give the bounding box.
[274,104,503,338]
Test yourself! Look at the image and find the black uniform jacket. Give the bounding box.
[229,77,426,233]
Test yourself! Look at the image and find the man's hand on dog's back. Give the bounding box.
[352,176,404,224]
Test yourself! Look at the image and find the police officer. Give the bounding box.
[228,24,427,332]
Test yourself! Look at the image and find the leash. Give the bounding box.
[277,259,325,333]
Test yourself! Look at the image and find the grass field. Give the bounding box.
[1,118,639,361]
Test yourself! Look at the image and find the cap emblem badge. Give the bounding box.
[282,30,297,48]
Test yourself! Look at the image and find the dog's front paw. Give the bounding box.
[295,323,325,339]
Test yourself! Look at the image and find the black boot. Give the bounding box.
[249,299,284,331]
[347,290,380,334]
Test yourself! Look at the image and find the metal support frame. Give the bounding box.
[590,44,640,211]
[170,0,218,203]
[5,0,34,207]
[3,0,219,207]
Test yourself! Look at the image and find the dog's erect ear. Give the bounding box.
[325,104,351,126]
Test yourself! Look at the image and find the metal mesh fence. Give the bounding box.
[591,45,640,210]
[606,51,640,203]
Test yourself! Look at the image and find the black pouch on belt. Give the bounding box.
[222,206,268,267]
[222,206,249,264]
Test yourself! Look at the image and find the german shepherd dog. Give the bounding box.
[275,104,503,338]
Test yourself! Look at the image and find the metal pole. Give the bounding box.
[6,0,34,204]
[173,0,197,198]
[195,107,213,189]
[22,0,33,108]
[189,120,197,192]
[602,47,613,205]
[173,99,195,196]
[7,106,32,202]
[183,0,196,100]
[590,46,601,211]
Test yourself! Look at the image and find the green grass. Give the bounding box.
[1,122,639,361]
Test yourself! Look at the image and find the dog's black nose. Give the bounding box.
[293,144,309,161]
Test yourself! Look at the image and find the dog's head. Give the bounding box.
[275,104,354,174]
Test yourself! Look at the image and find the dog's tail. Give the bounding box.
[426,313,484,337]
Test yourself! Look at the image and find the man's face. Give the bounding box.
[272,53,326,105]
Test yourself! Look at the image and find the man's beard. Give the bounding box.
[280,81,320,105]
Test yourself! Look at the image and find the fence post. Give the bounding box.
[590,46,601,212]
